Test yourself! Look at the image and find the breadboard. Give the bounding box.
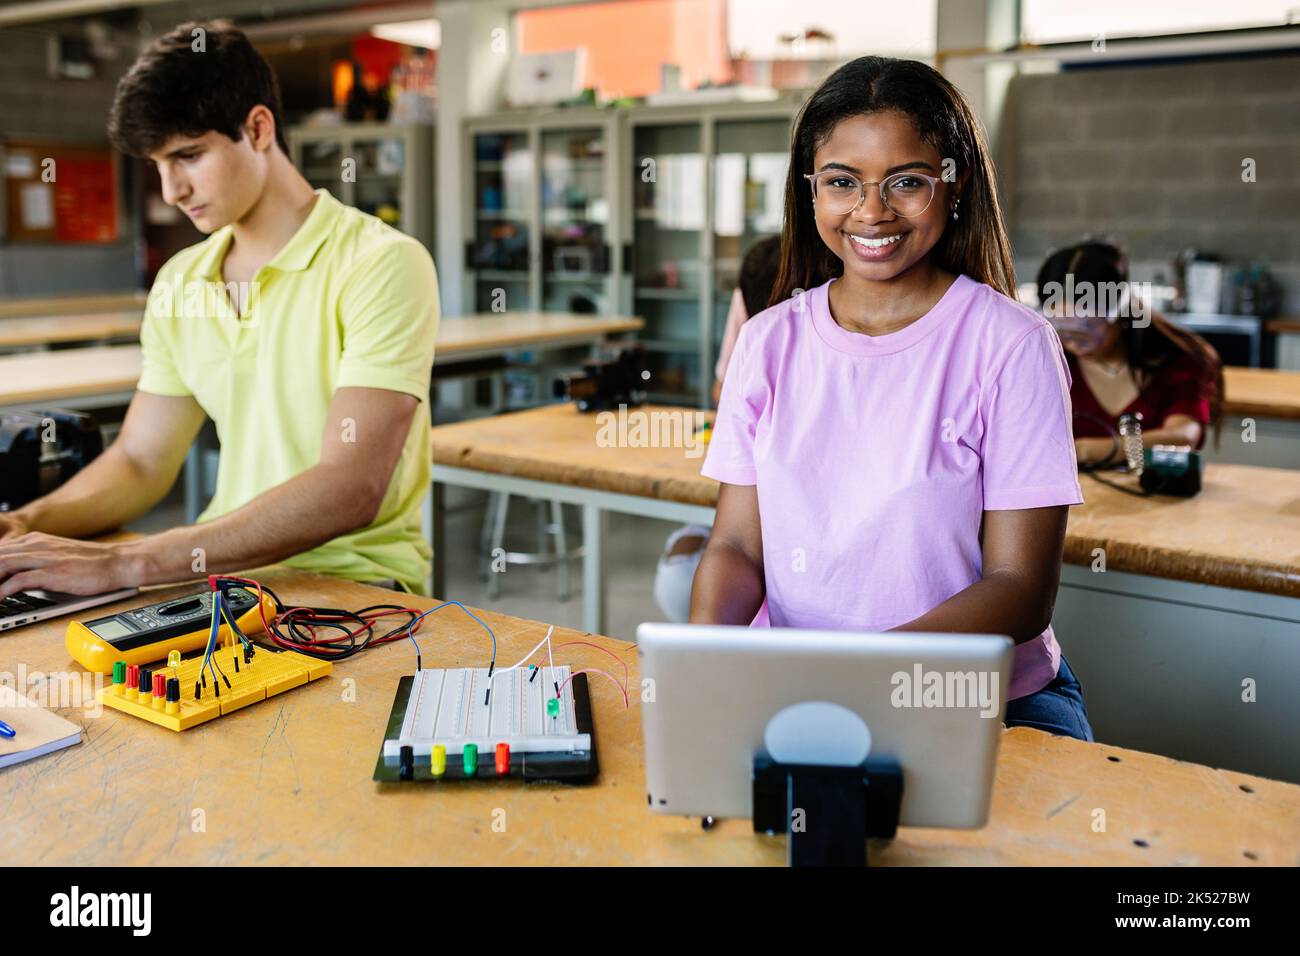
[374,667,597,784]
[383,666,588,757]
[99,648,331,731]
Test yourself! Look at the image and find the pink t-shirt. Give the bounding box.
[701,275,1084,700]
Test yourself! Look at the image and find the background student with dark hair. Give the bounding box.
[1036,241,1223,468]
[0,21,439,598]
[712,236,783,406]
[692,56,1093,740]
[653,236,781,622]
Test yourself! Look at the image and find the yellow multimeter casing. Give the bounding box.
[65,587,277,674]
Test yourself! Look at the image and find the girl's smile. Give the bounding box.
[844,228,910,262]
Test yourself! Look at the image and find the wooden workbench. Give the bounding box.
[435,312,643,361]
[1,570,1295,865]
[1223,366,1300,420]
[0,344,140,409]
[0,312,142,350]
[0,314,644,408]
[0,290,147,320]
[429,404,1300,782]
[429,403,1300,597]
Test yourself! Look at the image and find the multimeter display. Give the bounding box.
[67,586,273,673]
[89,618,133,640]
[80,588,261,652]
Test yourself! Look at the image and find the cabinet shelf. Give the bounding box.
[635,287,700,301]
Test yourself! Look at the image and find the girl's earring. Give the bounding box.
[951,199,960,221]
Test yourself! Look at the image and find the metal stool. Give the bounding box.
[479,492,582,600]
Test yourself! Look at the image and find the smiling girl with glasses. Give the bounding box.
[691,56,1093,741]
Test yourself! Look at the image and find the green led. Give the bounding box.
[547,697,560,718]
[463,743,478,775]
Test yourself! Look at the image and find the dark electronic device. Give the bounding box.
[553,343,648,412]
[1139,445,1204,497]
[0,409,103,512]
[751,755,905,867]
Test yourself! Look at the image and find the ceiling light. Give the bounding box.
[371,18,441,50]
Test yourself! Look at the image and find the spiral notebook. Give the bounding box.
[0,685,83,769]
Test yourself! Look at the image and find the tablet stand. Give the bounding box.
[752,755,903,867]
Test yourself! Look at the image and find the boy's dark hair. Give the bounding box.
[108,21,288,157]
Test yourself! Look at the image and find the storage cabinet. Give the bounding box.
[463,99,799,407]
[465,110,620,318]
[289,122,434,251]
[621,103,794,405]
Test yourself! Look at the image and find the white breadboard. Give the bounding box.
[382,666,591,758]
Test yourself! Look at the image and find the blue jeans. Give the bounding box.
[1004,655,1094,741]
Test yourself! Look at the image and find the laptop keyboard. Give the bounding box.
[0,593,58,615]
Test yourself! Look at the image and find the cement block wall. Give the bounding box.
[998,52,1300,313]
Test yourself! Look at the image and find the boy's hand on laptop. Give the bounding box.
[0,532,139,599]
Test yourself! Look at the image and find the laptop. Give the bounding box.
[636,622,1014,829]
[0,587,139,633]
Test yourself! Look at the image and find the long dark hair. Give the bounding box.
[771,56,1016,307]
[1035,241,1224,442]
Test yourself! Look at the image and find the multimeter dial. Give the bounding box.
[82,588,260,652]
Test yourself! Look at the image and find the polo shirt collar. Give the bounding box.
[193,227,233,281]
[267,188,339,273]
[191,188,339,280]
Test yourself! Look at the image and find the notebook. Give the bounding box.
[0,684,83,769]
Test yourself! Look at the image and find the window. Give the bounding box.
[1021,0,1299,44]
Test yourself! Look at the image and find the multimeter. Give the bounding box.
[65,587,277,674]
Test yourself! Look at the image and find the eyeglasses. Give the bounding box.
[804,170,940,218]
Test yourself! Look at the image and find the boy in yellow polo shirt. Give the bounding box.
[0,22,438,597]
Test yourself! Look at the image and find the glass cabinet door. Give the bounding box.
[350,135,408,232]
[471,131,532,312]
[711,119,790,358]
[632,123,705,405]
[540,127,609,315]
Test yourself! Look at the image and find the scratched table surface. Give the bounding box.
[1,569,1297,866]
[433,406,1300,599]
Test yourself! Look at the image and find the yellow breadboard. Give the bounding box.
[99,649,331,731]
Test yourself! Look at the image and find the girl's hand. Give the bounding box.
[1074,437,1119,468]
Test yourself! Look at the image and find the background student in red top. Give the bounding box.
[1036,241,1223,468]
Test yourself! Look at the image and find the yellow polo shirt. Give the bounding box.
[139,189,438,594]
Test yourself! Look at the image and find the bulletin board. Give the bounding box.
[3,140,119,244]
